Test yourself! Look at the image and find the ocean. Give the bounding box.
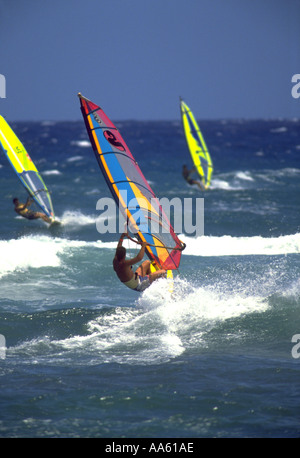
[0,117,299,440]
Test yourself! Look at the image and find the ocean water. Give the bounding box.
[0,118,299,439]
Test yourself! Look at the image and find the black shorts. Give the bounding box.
[25,212,39,220]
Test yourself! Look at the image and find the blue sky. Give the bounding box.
[0,0,299,120]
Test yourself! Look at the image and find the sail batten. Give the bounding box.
[0,116,55,219]
[180,98,213,188]
[78,93,184,270]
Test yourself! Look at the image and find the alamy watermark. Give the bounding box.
[95,192,204,237]
[291,334,300,359]
[291,74,300,99]
[0,74,6,98]
[0,334,6,360]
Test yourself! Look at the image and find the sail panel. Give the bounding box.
[0,115,55,218]
[180,99,213,187]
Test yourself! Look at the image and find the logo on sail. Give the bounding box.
[104,130,126,151]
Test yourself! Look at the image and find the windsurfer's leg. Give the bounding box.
[35,212,52,223]
[149,269,166,284]
[136,260,151,277]
[194,180,206,191]
[42,215,52,224]
[26,212,40,220]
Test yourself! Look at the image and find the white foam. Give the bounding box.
[270,126,287,133]
[48,276,269,364]
[6,272,273,364]
[43,169,62,176]
[96,233,300,257]
[60,210,96,226]
[0,236,101,278]
[179,233,300,257]
[66,155,84,162]
[235,171,254,181]
[135,276,269,355]
[210,178,236,190]
[70,140,91,148]
[209,167,300,192]
[0,237,62,277]
[210,170,255,190]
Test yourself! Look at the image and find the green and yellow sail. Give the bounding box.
[0,115,55,219]
[180,98,213,188]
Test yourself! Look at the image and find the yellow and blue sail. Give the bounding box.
[78,93,185,270]
[180,98,213,188]
[0,115,55,219]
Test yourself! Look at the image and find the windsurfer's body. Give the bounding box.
[182,165,207,191]
[13,197,52,223]
[113,232,166,292]
[182,165,206,191]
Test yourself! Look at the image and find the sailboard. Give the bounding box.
[180,98,213,189]
[78,93,185,276]
[0,115,56,221]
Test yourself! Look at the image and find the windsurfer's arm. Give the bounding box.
[125,243,146,266]
[117,232,128,248]
[16,198,31,211]
[25,196,33,208]
[187,168,194,179]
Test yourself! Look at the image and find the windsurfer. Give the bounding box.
[113,232,166,292]
[182,165,206,191]
[13,197,53,223]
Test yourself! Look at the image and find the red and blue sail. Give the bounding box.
[78,93,184,270]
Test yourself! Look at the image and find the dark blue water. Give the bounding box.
[0,118,299,438]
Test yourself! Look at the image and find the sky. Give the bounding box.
[0,0,299,121]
